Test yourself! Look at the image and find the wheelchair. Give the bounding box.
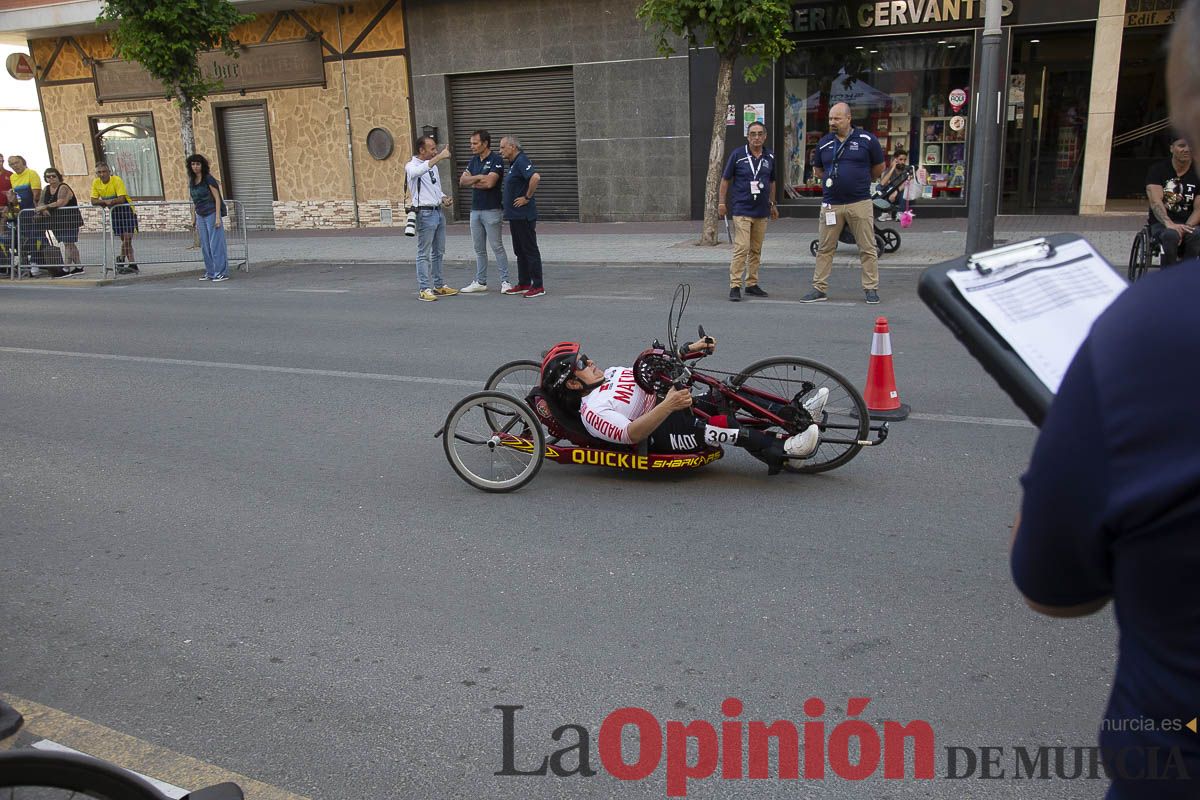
[1128,223,1166,282]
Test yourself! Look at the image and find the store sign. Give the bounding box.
[94,40,325,102]
[1125,0,1178,27]
[948,88,967,111]
[5,52,34,80]
[791,0,1101,35]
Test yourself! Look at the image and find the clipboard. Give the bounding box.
[919,233,1126,428]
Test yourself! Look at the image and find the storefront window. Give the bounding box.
[89,113,164,199]
[781,34,974,202]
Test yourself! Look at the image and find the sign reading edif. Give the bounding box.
[93,40,326,102]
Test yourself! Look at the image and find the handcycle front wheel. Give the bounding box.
[443,391,546,493]
[732,356,869,474]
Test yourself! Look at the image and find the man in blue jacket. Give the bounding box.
[499,135,545,298]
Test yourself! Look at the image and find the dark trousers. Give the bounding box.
[1151,222,1200,266]
[508,219,543,288]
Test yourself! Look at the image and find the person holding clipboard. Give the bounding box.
[929,4,1200,795]
[801,102,885,304]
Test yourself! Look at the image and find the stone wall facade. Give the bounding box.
[29,0,413,229]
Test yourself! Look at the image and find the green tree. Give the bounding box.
[637,0,794,245]
[97,0,253,159]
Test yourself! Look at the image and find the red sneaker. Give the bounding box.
[504,284,530,295]
[523,287,546,298]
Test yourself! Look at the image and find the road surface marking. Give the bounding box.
[2,693,310,800]
[284,289,350,293]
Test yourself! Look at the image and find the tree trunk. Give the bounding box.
[176,87,196,158]
[700,54,735,246]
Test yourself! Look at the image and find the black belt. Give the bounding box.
[416,205,441,209]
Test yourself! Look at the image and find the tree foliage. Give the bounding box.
[97,0,253,114]
[636,0,794,82]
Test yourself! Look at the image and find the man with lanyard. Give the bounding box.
[801,102,885,304]
[458,129,512,294]
[718,121,778,302]
[1144,134,1200,266]
[405,135,458,302]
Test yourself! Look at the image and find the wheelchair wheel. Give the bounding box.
[809,239,819,257]
[443,391,545,493]
[1128,228,1150,282]
[880,228,901,253]
[732,357,869,474]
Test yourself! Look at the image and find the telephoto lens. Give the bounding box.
[404,208,417,237]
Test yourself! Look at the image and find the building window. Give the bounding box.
[781,34,974,202]
[89,113,165,199]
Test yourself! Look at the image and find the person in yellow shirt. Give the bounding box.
[90,161,138,273]
[7,155,40,211]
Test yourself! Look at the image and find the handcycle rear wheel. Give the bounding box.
[732,357,869,473]
[483,359,558,443]
[443,391,545,493]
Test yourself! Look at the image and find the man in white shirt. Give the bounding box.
[405,136,458,302]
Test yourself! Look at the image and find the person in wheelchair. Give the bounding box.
[876,149,918,220]
[539,340,826,475]
[1145,134,1200,266]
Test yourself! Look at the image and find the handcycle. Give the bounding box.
[437,285,889,492]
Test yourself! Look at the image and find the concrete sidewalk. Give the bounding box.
[3,213,1145,286]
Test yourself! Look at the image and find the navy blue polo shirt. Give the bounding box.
[503,151,537,221]
[815,129,884,205]
[467,151,504,211]
[1013,264,1200,798]
[722,146,775,218]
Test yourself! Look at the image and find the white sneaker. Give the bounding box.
[29,266,41,277]
[460,281,488,293]
[783,424,821,458]
[878,213,892,221]
[500,281,514,294]
[803,387,829,417]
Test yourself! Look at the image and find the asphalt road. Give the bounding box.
[1,262,1117,799]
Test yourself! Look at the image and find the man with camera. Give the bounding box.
[405,136,457,302]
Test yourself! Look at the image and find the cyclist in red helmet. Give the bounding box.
[540,340,825,474]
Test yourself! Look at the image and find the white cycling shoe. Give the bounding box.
[803,386,829,417]
[783,423,821,459]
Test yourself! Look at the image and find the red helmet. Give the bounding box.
[541,341,585,390]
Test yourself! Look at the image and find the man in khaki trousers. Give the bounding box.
[801,102,886,304]
[718,121,778,302]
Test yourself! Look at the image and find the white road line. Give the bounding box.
[0,346,1035,428]
[0,347,480,387]
[557,294,655,301]
[32,739,189,799]
[907,411,1034,428]
[284,288,350,293]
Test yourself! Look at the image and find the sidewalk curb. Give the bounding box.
[0,266,243,288]
[251,258,940,271]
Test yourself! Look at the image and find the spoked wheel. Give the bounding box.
[443,391,545,493]
[874,233,886,253]
[483,359,557,442]
[732,357,869,473]
[880,228,901,253]
[1128,229,1149,282]
[809,239,819,257]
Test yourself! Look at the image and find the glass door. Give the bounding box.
[1001,29,1094,213]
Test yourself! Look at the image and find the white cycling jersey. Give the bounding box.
[579,366,657,444]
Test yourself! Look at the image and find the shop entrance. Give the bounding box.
[1001,28,1095,214]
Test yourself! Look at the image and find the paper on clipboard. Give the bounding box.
[947,238,1126,393]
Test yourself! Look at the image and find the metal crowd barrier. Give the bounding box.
[6,200,249,281]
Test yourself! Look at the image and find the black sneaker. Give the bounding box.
[864,289,880,304]
[745,285,769,297]
[799,289,827,303]
[127,263,139,273]
[729,287,741,302]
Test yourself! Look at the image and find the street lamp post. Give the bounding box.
[965,0,1005,255]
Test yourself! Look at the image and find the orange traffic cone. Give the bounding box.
[864,316,909,421]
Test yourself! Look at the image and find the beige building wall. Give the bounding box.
[1078,0,1126,215]
[30,0,413,228]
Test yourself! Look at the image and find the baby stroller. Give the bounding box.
[808,166,909,257]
